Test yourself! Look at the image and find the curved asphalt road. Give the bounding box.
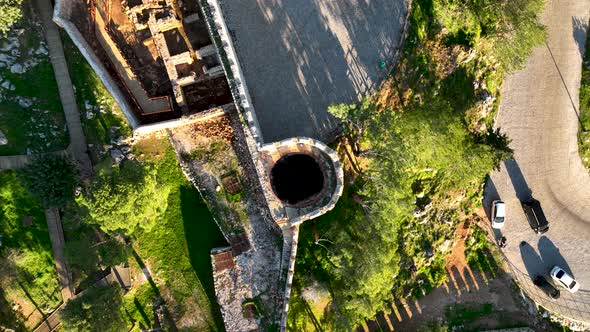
[485,0,590,321]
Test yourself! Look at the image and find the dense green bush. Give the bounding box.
[63,232,128,275]
[435,0,546,71]
[0,0,23,35]
[77,160,170,234]
[19,155,77,208]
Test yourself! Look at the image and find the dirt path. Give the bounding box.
[44,208,74,301]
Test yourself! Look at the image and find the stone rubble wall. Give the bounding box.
[279,224,300,331]
[134,107,226,136]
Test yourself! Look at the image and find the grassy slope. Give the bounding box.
[129,137,227,331]
[0,170,61,321]
[578,25,590,169]
[0,7,68,155]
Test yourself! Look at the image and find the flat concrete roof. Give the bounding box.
[219,0,408,143]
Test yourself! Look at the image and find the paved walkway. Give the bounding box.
[30,209,74,332]
[45,208,74,301]
[0,154,35,169]
[485,0,590,323]
[0,150,69,170]
[33,0,92,176]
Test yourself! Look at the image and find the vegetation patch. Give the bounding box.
[289,0,545,329]
[464,224,500,274]
[0,170,61,330]
[60,283,126,332]
[0,7,68,155]
[62,136,227,331]
[578,20,590,170]
[171,118,248,235]
[129,139,227,331]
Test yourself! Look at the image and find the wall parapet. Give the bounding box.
[198,0,264,147]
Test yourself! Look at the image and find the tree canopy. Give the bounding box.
[18,155,78,208]
[77,160,170,234]
[0,0,23,35]
[291,0,543,328]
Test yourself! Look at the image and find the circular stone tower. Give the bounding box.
[259,137,343,226]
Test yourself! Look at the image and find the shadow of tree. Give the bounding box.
[504,159,533,202]
[519,241,544,278]
[0,288,26,332]
[538,236,573,277]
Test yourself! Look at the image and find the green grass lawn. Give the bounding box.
[129,137,227,331]
[0,170,61,329]
[0,7,68,155]
[61,33,131,156]
[60,136,228,331]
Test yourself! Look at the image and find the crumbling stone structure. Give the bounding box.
[55,0,344,328]
[53,0,233,134]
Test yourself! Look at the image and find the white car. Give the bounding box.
[550,266,580,293]
[491,200,505,229]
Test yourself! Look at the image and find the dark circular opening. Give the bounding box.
[270,153,324,205]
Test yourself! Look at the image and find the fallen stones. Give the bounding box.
[0,130,8,145]
[110,149,125,164]
[10,63,24,74]
[0,80,15,91]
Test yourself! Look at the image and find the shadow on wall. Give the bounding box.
[179,185,228,330]
[221,0,407,142]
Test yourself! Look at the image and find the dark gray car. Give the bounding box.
[521,199,549,234]
[533,275,560,299]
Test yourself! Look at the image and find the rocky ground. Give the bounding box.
[0,10,68,155]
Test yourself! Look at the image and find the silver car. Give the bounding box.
[491,200,506,229]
